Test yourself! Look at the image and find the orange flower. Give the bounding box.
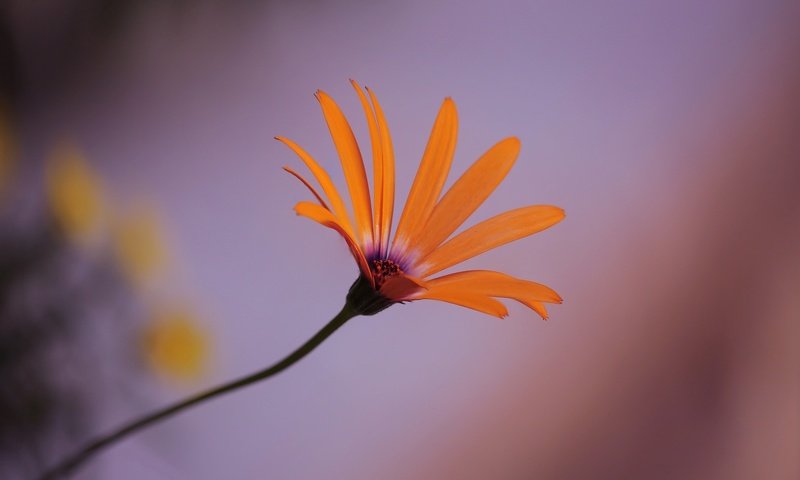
[278,81,565,319]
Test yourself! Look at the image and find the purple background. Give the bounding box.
[5,0,799,478]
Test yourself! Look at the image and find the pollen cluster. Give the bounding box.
[371,259,402,288]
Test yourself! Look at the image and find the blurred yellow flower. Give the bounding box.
[141,307,210,382]
[46,144,105,242]
[112,205,169,285]
[0,103,16,202]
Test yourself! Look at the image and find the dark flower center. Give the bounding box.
[345,258,404,316]
[370,258,402,289]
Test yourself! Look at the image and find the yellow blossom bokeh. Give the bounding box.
[112,205,170,286]
[45,144,105,242]
[0,104,15,202]
[141,307,210,383]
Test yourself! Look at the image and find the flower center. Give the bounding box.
[371,258,402,288]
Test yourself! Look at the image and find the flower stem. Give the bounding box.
[39,303,358,480]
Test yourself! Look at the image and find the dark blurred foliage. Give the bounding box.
[0,3,216,477]
[0,206,139,479]
[1,0,171,104]
[0,135,208,480]
[0,0,261,108]
[0,8,21,105]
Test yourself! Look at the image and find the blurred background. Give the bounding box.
[1,0,798,479]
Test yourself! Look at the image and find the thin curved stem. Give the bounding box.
[39,304,358,480]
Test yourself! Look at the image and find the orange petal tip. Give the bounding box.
[545,206,567,222]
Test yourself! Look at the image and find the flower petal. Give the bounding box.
[412,137,520,260]
[415,287,508,319]
[425,270,561,319]
[282,166,328,209]
[392,98,457,256]
[419,205,565,277]
[379,273,427,301]
[426,270,561,302]
[528,301,549,320]
[294,201,371,281]
[351,80,385,256]
[316,90,374,247]
[367,85,395,258]
[276,136,354,238]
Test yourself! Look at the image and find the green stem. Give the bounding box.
[39,304,358,480]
